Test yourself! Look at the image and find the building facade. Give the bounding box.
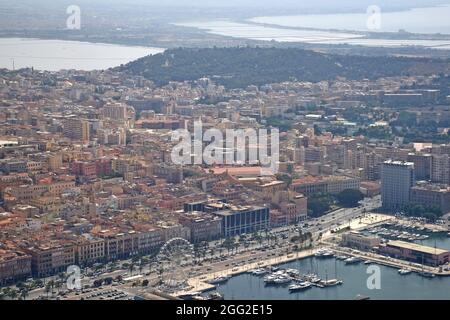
[381,160,415,210]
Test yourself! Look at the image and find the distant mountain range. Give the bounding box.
[116,47,450,88]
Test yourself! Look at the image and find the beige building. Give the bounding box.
[342,231,381,250]
[24,242,76,277]
[0,250,32,285]
[63,119,90,141]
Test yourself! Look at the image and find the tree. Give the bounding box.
[222,237,234,255]
[9,289,18,300]
[45,283,51,298]
[19,288,29,300]
[129,263,135,276]
[337,189,364,208]
[308,193,333,217]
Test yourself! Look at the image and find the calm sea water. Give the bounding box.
[213,233,450,300]
[214,256,450,300]
[0,38,165,71]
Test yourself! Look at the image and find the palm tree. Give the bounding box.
[129,263,135,276]
[138,264,144,275]
[45,284,51,298]
[257,234,263,248]
[222,238,234,255]
[57,273,66,290]
[233,242,239,254]
[19,288,29,300]
[55,281,62,293]
[8,288,18,300]
[157,266,164,284]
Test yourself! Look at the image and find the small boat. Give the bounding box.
[289,282,312,292]
[344,257,361,265]
[335,255,348,260]
[302,273,321,283]
[315,249,333,257]
[354,294,370,300]
[320,279,343,287]
[263,275,276,283]
[398,268,412,275]
[286,269,300,276]
[322,251,334,258]
[273,276,292,285]
[364,260,372,265]
[270,266,280,272]
[208,292,224,300]
[179,292,202,300]
[419,271,435,278]
[314,250,325,257]
[207,276,230,284]
[252,268,268,276]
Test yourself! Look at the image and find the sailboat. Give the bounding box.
[320,264,343,287]
[418,253,435,278]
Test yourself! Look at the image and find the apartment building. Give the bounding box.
[0,249,32,285]
[411,184,450,214]
[381,160,415,210]
[214,206,270,237]
[23,242,76,277]
[178,212,222,243]
[290,175,360,196]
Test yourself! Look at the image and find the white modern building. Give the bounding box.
[381,160,415,210]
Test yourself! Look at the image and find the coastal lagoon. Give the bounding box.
[0,38,165,71]
[250,5,450,34]
[177,20,450,49]
[177,5,450,49]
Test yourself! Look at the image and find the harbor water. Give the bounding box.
[213,256,450,300]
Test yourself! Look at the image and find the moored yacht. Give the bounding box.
[207,275,230,284]
[289,282,312,292]
[344,257,361,265]
[252,268,268,276]
[398,268,412,275]
[320,279,343,287]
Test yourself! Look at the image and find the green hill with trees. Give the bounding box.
[116,47,450,89]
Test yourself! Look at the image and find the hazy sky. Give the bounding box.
[3,0,449,9]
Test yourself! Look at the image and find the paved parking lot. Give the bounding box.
[63,288,133,300]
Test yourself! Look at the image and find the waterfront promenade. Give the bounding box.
[174,248,318,296]
[174,213,394,296]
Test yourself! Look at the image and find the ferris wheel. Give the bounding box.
[156,237,195,287]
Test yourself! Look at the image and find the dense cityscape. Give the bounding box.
[1,0,450,305]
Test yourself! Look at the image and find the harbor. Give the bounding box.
[206,255,450,300]
[173,213,450,300]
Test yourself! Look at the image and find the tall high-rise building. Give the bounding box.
[381,160,415,210]
[431,154,450,184]
[101,103,128,120]
[63,119,90,141]
[407,153,432,181]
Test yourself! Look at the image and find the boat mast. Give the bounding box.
[335,258,337,279]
